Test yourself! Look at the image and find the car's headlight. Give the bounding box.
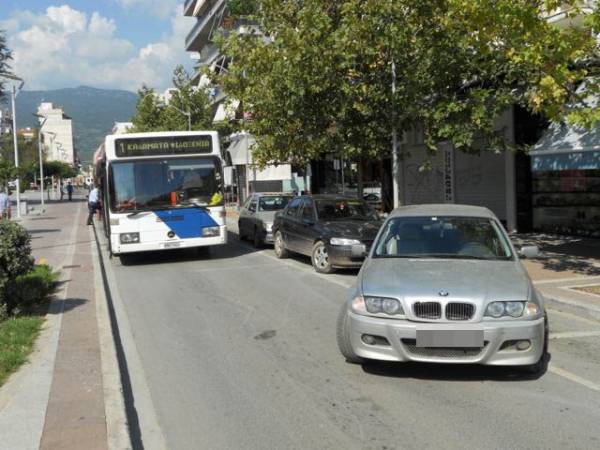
[202,226,220,237]
[351,296,405,318]
[331,237,361,246]
[263,222,273,232]
[484,301,538,318]
[120,232,139,244]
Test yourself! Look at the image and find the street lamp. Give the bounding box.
[33,113,50,210]
[168,103,192,131]
[0,72,25,219]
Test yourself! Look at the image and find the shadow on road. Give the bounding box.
[361,354,551,382]
[116,231,263,266]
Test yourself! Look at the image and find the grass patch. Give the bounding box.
[0,316,45,387]
[573,285,600,296]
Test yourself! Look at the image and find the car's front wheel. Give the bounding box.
[336,304,364,364]
[274,231,288,259]
[312,241,335,273]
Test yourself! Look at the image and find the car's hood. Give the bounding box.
[360,258,531,303]
[323,220,382,240]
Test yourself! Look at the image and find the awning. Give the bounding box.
[226,134,255,166]
[530,122,600,171]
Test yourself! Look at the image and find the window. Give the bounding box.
[374,216,513,260]
[259,195,293,211]
[286,198,302,217]
[109,156,223,212]
[301,199,315,221]
[315,199,377,221]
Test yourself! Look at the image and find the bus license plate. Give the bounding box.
[162,241,181,249]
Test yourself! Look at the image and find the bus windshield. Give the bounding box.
[109,156,223,213]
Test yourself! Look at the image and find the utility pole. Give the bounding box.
[391,60,400,209]
[4,75,25,218]
[35,114,49,211]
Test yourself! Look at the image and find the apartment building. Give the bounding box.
[184,0,303,202]
[37,102,75,165]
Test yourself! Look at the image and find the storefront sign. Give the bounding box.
[443,144,454,203]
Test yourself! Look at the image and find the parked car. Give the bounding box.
[238,193,294,247]
[336,203,548,373]
[272,195,382,273]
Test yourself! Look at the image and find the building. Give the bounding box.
[0,109,12,135]
[184,0,298,202]
[37,102,74,165]
[17,127,35,141]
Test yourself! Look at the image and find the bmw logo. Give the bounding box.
[438,290,449,297]
[167,231,175,238]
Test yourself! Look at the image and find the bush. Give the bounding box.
[0,221,34,308]
[6,265,58,314]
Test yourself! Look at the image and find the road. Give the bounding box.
[102,220,600,450]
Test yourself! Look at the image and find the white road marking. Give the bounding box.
[546,308,600,325]
[549,365,600,393]
[533,276,600,286]
[549,330,600,340]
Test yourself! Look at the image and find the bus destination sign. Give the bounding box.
[115,135,213,157]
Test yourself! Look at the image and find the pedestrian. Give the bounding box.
[66,181,74,201]
[0,189,11,220]
[87,184,99,225]
[60,182,65,201]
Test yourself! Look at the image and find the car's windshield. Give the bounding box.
[109,156,223,213]
[316,199,378,221]
[374,216,513,260]
[259,195,292,211]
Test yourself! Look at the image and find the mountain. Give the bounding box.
[14,86,138,164]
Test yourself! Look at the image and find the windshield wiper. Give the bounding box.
[420,253,491,260]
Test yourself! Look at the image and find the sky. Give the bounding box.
[0,0,196,92]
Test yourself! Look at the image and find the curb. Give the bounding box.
[543,292,600,322]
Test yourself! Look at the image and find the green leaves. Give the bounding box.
[130,66,214,133]
[216,0,600,165]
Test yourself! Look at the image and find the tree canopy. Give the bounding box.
[130,66,214,132]
[217,0,600,165]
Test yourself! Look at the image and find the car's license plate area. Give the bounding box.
[416,329,483,348]
[162,241,181,249]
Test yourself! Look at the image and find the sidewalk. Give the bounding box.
[0,192,114,450]
[513,233,600,321]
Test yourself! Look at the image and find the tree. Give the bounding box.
[217,0,600,166]
[0,30,12,103]
[43,161,78,180]
[130,66,214,132]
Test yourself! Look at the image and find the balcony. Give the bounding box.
[185,0,226,51]
[544,1,595,28]
[184,0,197,16]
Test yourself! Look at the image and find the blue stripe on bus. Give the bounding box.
[154,208,218,239]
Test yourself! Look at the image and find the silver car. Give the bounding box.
[337,204,548,373]
[238,193,294,247]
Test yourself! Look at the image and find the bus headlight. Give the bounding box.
[120,232,140,244]
[202,226,220,237]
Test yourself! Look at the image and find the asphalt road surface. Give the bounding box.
[103,221,600,450]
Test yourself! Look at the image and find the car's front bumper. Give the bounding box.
[327,244,368,268]
[347,311,545,366]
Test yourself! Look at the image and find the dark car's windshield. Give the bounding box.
[259,195,293,211]
[316,199,378,221]
[374,216,513,260]
[109,156,223,213]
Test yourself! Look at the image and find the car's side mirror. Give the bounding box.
[518,245,539,259]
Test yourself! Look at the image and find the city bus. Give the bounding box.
[95,131,226,256]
